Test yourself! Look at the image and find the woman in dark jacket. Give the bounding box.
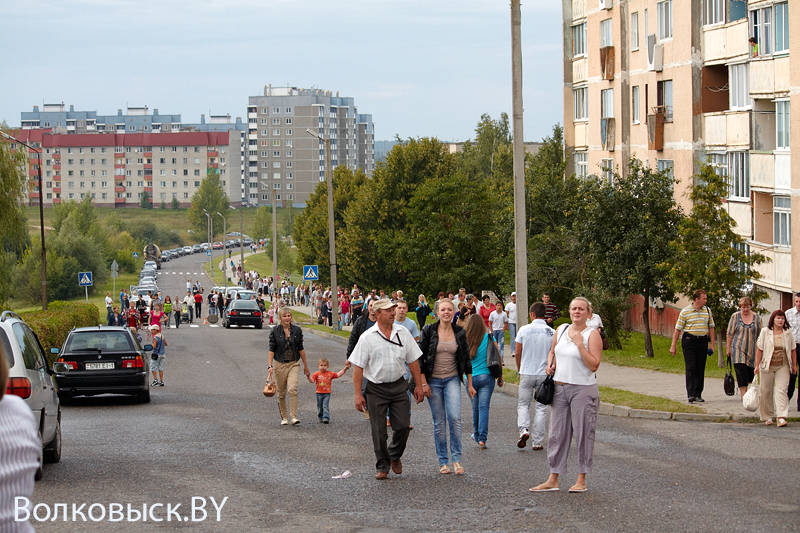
[415,295,432,328]
[417,300,475,475]
[267,308,310,425]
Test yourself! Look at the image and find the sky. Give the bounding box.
[0,0,564,143]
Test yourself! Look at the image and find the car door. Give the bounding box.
[12,323,46,431]
[27,326,59,442]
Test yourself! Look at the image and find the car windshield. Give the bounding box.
[235,291,257,300]
[230,300,259,309]
[136,289,153,297]
[66,331,133,352]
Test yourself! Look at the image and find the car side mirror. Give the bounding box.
[52,362,70,373]
[50,347,60,355]
[143,344,153,351]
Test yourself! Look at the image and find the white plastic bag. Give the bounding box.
[742,374,760,412]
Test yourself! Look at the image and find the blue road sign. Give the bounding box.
[303,265,319,281]
[207,251,212,256]
[78,272,93,286]
[133,252,139,259]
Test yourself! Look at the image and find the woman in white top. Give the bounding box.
[754,310,797,427]
[488,302,509,364]
[531,297,602,494]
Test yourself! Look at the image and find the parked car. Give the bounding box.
[1,310,65,480]
[222,300,263,329]
[225,288,257,301]
[160,252,170,263]
[192,244,203,253]
[213,242,224,250]
[182,246,193,255]
[143,261,158,270]
[139,276,157,287]
[52,326,152,404]
[201,243,210,251]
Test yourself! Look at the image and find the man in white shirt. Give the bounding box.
[105,292,114,322]
[488,302,509,363]
[349,299,426,479]
[183,291,195,323]
[785,292,800,408]
[506,292,518,351]
[514,302,554,450]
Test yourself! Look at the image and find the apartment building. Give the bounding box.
[9,131,240,208]
[246,86,375,207]
[563,0,795,319]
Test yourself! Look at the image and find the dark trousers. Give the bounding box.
[682,334,708,399]
[195,302,202,319]
[789,343,800,407]
[174,310,181,328]
[365,378,411,473]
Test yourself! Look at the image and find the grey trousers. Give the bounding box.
[366,378,411,473]
[548,383,599,475]
[517,374,548,446]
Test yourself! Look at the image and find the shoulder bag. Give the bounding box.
[742,373,760,411]
[486,334,503,379]
[263,372,276,397]
[534,325,569,406]
[723,357,736,396]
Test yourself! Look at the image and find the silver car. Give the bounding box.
[1,311,65,480]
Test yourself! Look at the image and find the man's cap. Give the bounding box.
[372,299,397,312]
[511,292,516,296]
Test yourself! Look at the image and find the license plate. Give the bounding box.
[239,312,251,315]
[85,362,115,370]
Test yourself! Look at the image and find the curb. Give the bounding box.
[302,329,749,424]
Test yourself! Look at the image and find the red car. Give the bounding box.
[213,242,224,250]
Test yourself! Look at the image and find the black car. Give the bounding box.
[223,300,263,329]
[52,326,152,403]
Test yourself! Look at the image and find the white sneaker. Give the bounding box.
[517,431,530,449]
[280,419,289,425]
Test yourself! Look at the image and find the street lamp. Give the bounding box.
[306,128,338,330]
[217,212,228,287]
[1,131,47,310]
[203,209,213,275]
[230,205,244,285]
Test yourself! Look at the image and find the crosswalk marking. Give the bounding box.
[209,325,219,328]
[179,272,183,275]
[190,325,199,328]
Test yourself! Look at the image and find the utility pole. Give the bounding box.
[217,212,226,286]
[272,190,278,293]
[323,137,339,330]
[511,0,529,328]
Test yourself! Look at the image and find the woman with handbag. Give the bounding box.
[463,314,503,450]
[417,300,475,475]
[267,308,311,425]
[754,310,797,427]
[726,297,762,397]
[531,297,602,494]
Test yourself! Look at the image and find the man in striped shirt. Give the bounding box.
[670,289,716,403]
[542,293,559,329]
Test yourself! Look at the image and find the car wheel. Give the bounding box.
[137,390,151,404]
[43,412,62,464]
[57,392,72,406]
[225,322,230,329]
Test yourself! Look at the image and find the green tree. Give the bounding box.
[579,159,683,355]
[187,170,229,240]
[251,206,272,241]
[456,113,512,180]
[340,138,455,290]
[295,167,367,284]
[171,197,180,210]
[664,162,769,366]
[140,192,152,209]
[160,200,166,210]
[0,127,29,269]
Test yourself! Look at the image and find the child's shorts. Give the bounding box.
[149,355,166,372]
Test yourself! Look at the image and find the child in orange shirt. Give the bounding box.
[308,358,347,423]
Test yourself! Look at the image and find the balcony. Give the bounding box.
[775,152,790,192]
[52,164,61,170]
[115,198,126,204]
[144,187,153,193]
[702,19,748,63]
[29,192,40,199]
[726,200,751,236]
[53,187,61,193]
[115,186,126,193]
[115,163,125,169]
[207,151,218,157]
[572,0,585,19]
[751,243,792,291]
[144,152,152,157]
[750,152,774,190]
[749,56,791,97]
[572,57,587,83]
[703,111,750,148]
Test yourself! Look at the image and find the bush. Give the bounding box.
[20,301,100,365]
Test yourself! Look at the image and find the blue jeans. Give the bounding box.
[428,375,462,465]
[509,323,517,348]
[316,392,330,421]
[493,330,505,362]
[468,373,495,444]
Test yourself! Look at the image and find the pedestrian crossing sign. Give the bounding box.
[303,265,319,281]
[78,272,93,286]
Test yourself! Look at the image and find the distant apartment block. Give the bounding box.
[562,0,796,313]
[246,86,374,207]
[7,130,240,208]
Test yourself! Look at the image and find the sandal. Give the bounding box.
[452,462,464,475]
[439,464,451,474]
[479,442,487,450]
[778,418,788,427]
[765,419,774,426]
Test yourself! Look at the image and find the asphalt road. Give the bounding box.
[29,254,800,532]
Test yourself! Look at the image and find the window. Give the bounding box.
[285,140,292,148]
[273,172,281,180]
[729,64,750,110]
[273,162,281,168]
[600,18,612,48]
[601,89,614,118]
[728,151,749,199]
[272,119,280,125]
[273,140,281,147]
[285,162,293,168]
[285,119,292,125]
[777,101,790,149]
[286,172,293,179]
[575,152,588,177]
[572,22,587,57]
[194,158,200,164]
[703,0,724,25]
[657,159,674,179]
[273,151,281,157]
[286,151,292,157]
[285,107,292,113]
[631,12,639,50]
[657,1,672,40]
[285,129,292,136]
[632,86,640,123]
[601,159,614,184]
[160,170,166,176]
[272,107,280,114]
[709,153,727,180]
[775,3,789,53]
[750,7,772,56]
[273,183,281,190]
[774,197,791,246]
[286,183,293,190]
[573,87,588,121]
[194,169,200,176]
[657,80,673,120]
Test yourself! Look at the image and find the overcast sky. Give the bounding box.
[1,0,563,143]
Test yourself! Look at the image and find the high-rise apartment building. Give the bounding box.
[246,86,374,207]
[562,0,795,315]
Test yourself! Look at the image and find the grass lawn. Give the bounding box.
[9,272,140,317]
[597,386,705,413]
[203,249,301,282]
